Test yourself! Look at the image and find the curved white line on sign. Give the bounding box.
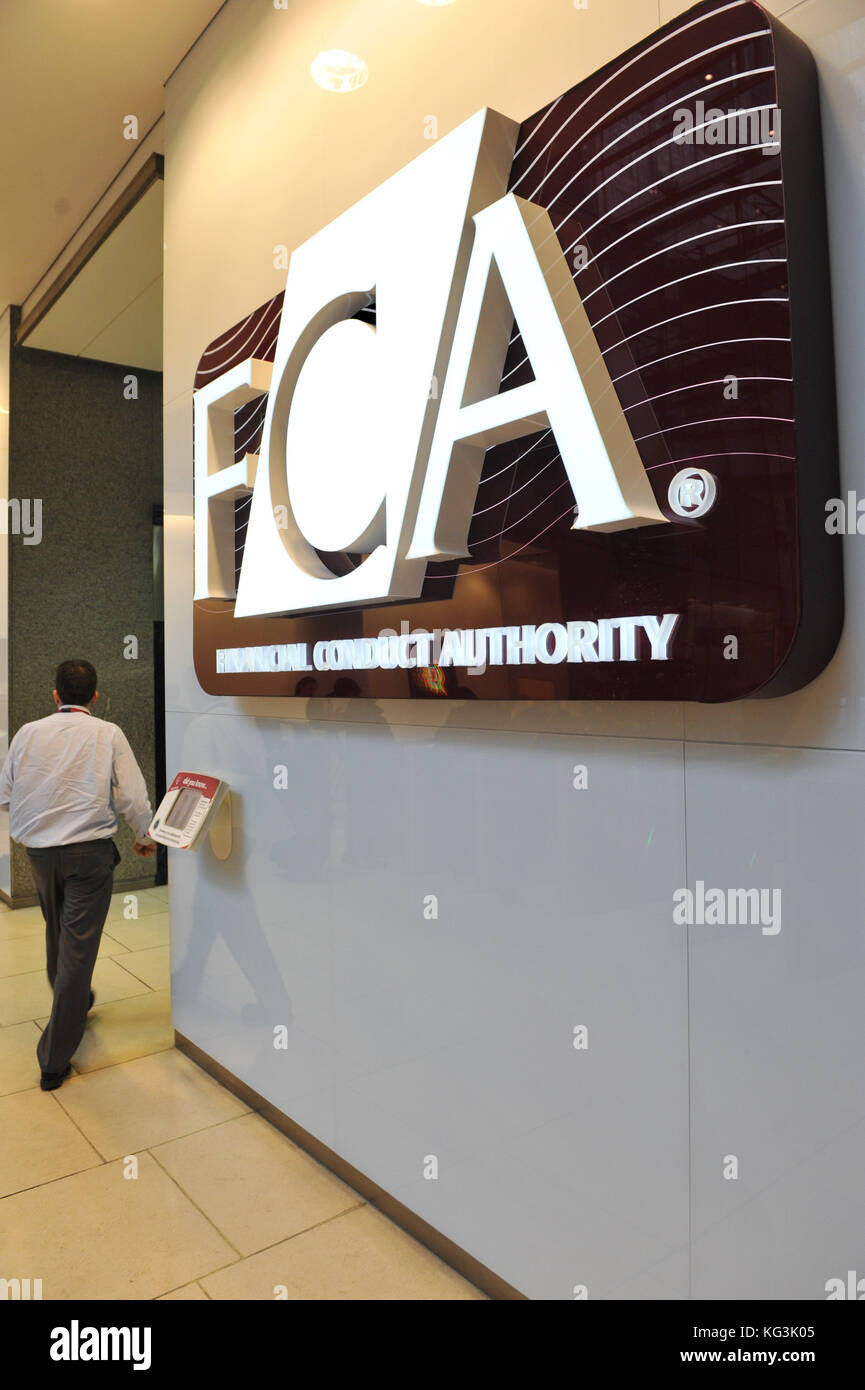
[574,180,783,275]
[611,336,791,381]
[589,259,787,330]
[633,414,794,442]
[510,0,757,190]
[580,221,784,305]
[622,376,792,408]
[525,65,775,207]
[604,298,789,352]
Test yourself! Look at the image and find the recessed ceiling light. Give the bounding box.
[417,1,458,6]
[311,50,369,93]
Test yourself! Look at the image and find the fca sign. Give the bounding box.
[193,108,667,618]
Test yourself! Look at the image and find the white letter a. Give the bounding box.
[406,192,667,561]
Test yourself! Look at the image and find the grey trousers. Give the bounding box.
[28,838,120,1074]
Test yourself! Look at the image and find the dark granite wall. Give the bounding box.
[8,347,162,900]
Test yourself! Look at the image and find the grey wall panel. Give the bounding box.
[685,743,865,1299]
[166,709,689,1299]
[9,348,161,894]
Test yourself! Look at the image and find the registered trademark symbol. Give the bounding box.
[668,467,717,519]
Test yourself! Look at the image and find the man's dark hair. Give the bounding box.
[56,660,97,707]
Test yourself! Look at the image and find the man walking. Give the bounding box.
[0,659,155,1090]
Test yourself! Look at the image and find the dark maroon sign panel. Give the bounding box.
[193,0,841,702]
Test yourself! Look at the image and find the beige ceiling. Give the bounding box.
[25,182,163,371]
[0,0,226,311]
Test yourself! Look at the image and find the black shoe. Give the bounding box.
[40,1064,72,1092]
[88,991,95,1012]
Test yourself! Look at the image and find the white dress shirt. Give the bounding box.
[0,706,153,848]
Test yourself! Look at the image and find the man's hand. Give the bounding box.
[133,838,157,858]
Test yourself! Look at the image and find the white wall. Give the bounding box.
[164,0,865,1298]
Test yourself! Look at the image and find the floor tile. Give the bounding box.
[105,893,169,924]
[0,927,131,980]
[156,1281,209,1301]
[46,989,174,1073]
[53,1049,249,1159]
[0,1021,43,1096]
[103,912,169,952]
[153,1113,360,1256]
[0,968,53,1025]
[0,1152,237,1299]
[200,1204,485,1300]
[116,946,170,992]
[97,933,132,959]
[0,907,46,942]
[0,954,152,1025]
[88,957,154,1006]
[0,935,46,979]
[0,1088,102,1197]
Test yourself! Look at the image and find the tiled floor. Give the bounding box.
[0,886,483,1301]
